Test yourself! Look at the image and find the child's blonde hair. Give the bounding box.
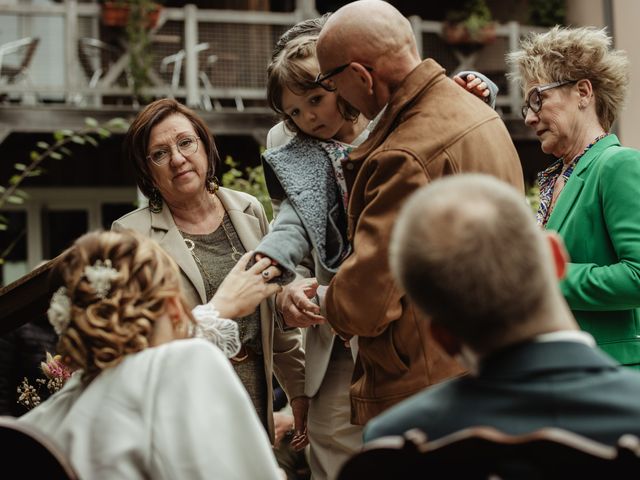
[267,34,359,133]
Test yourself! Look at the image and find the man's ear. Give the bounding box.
[430,321,462,357]
[350,62,374,95]
[546,232,569,279]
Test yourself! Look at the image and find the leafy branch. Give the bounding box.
[0,117,129,231]
[221,155,273,221]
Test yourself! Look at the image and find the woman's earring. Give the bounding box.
[206,176,220,194]
[149,188,163,214]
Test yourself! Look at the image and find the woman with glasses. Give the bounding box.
[112,98,307,441]
[508,26,640,368]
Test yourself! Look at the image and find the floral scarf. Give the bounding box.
[321,139,352,213]
[536,133,609,227]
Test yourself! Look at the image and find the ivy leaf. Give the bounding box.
[106,117,129,130]
[37,141,49,149]
[14,163,26,171]
[85,117,98,128]
[60,147,72,156]
[50,152,63,160]
[30,151,40,161]
[71,136,85,145]
[97,128,111,138]
[7,195,24,205]
[84,135,98,147]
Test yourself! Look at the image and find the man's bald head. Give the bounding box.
[316,0,421,115]
[318,1,417,63]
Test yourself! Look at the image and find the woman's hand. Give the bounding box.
[210,251,282,319]
[289,396,310,451]
[454,73,491,101]
[254,252,283,282]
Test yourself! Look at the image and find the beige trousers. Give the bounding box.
[307,341,363,480]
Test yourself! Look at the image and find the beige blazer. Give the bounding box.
[113,187,306,438]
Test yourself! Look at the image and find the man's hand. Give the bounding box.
[289,396,310,451]
[273,411,294,448]
[276,277,326,328]
[453,73,491,101]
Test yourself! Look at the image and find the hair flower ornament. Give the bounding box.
[47,286,72,335]
[84,258,120,298]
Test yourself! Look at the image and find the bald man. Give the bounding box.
[312,0,524,425]
[365,174,640,445]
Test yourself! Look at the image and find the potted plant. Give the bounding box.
[100,1,163,101]
[101,1,162,29]
[442,0,497,46]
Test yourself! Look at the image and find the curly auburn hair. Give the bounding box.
[507,26,630,131]
[266,34,359,133]
[51,230,195,383]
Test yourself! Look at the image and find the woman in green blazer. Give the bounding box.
[508,26,640,367]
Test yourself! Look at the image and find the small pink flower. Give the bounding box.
[40,352,72,381]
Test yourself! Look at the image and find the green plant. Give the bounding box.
[526,183,541,216]
[221,156,273,221]
[0,117,129,256]
[446,0,493,33]
[529,0,565,27]
[125,0,162,100]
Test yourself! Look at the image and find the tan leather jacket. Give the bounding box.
[325,59,525,424]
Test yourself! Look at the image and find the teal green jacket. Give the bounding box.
[547,135,640,366]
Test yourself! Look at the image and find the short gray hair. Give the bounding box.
[506,26,629,131]
[390,174,553,350]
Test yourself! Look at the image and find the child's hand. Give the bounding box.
[255,252,282,282]
[454,73,491,101]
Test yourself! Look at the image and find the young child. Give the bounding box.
[255,34,497,286]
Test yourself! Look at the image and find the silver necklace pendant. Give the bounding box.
[184,238,195,252]
[231,251,242,262]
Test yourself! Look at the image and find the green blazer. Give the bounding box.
[547,134,640,366]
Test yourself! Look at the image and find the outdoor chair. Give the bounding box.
[0,37,40,103]
[160,42,244,111]
[74,37,134,106]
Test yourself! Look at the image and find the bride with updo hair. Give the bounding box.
[20,229,286,480]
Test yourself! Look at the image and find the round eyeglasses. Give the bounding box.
[147,135,200,166]
[521,80,577,119]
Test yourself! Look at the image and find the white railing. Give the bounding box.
[0,1,541,116]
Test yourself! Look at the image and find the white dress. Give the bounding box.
[19,338,283,480]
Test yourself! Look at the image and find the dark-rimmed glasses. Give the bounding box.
[147,135,200,166]
[315,63,374,92]
[521,80,577,119]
